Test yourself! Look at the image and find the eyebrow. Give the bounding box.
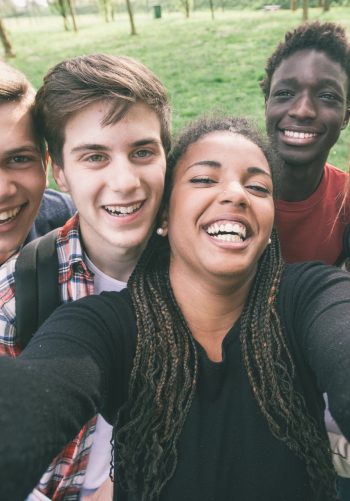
[5,145,40,156]
[70,138,162,154]
[272,76,343,91]
[186,160,271,177]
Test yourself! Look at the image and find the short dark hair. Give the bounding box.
[34,54,171,167]
[0,61,45,159]
[260,22,350,100]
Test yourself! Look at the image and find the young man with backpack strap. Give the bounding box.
[0,53,171,500]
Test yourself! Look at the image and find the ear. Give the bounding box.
[341,105,350,130]
[52,162,69,193]
[157,207,169,236]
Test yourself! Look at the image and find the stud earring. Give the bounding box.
[156,227,164,236]
[268,237,272,245]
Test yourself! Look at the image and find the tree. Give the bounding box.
[49,0,78,32]
[302,0,308,21]
[125,0,136,34]
[66,0,78,32]
[323,0,330,11]
[290,0,297,10]
[180,0,190,17]
[209,0,214,19]
[0,18,15,58]
[100,0,113,22]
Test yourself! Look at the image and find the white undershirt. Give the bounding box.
[80,255,127,498]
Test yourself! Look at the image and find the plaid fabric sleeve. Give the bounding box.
[0,254,21,357]
[37,417,98,501]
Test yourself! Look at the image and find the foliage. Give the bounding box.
[3,7,350,186]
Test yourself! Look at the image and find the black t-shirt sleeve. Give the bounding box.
[282,263,350,440]
[0,289,135,501]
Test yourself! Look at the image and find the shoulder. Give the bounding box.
[278,262,350,329]
[44,288,135,338]
[27,190,76,243]
[280,262,350,299]
[324,163,348,189]
[42,189,75,209]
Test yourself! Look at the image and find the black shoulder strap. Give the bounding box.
[15,229,60,348]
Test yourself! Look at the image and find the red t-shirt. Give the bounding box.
[275,164,349,265]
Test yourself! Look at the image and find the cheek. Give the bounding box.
[25,169,46,203]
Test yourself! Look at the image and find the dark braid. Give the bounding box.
[114,234,198,500]
[240,228,337,501]
[112,115,338,500]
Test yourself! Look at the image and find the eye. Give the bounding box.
[273,89,294,99]
[85,154,106,163]
[246,184,271,196]
[8,155,36,167]
[319,92,339,102]
[132,149,153,159]
[9,155,31,163]
[190,176,216,185]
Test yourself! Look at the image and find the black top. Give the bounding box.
[0,263,349,501]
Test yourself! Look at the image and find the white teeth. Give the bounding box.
[104,202,142,216]
[212,234,242,243]
[206,222,247,241]
[284,130,317,139]
[0,206,22,223]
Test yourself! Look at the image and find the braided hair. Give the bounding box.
[112,116,337,500]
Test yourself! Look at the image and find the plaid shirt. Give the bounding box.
[0,213,98,500]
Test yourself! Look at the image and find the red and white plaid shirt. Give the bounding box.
[0,213,98,500]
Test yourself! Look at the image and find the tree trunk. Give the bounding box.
[57,0,69,30]
[290,0,297,10]
[209,0,214,19]
[317,0,323,6]
[125,0,136,35]
[323,0,330,11]
[0,18,15,57]
[67,0,78,31]
[302,0,308,21]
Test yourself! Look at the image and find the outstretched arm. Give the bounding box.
[0,291,132,501]
[292,264,350,440]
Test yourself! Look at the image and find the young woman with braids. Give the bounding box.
[0,116,349,501]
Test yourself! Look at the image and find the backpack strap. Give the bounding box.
[15,229,60,349]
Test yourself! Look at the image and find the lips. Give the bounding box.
[103,201,144,217]
[0,204,25,225]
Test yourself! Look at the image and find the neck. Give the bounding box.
[169,262,255,362]
[275,160,326,202]
[81,239,142,282]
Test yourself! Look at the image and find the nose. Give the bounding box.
[107,159,141,193]
[0,171,17,202]
[288,92,317,121]
[218,181,250,208]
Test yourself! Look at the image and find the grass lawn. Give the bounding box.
[4,7,350,186]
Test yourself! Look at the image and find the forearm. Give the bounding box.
[0,353,103,500]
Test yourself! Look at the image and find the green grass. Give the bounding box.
[3,7,350,187]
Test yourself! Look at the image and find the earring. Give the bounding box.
[268,237,272,245]
[156,227,164,236]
